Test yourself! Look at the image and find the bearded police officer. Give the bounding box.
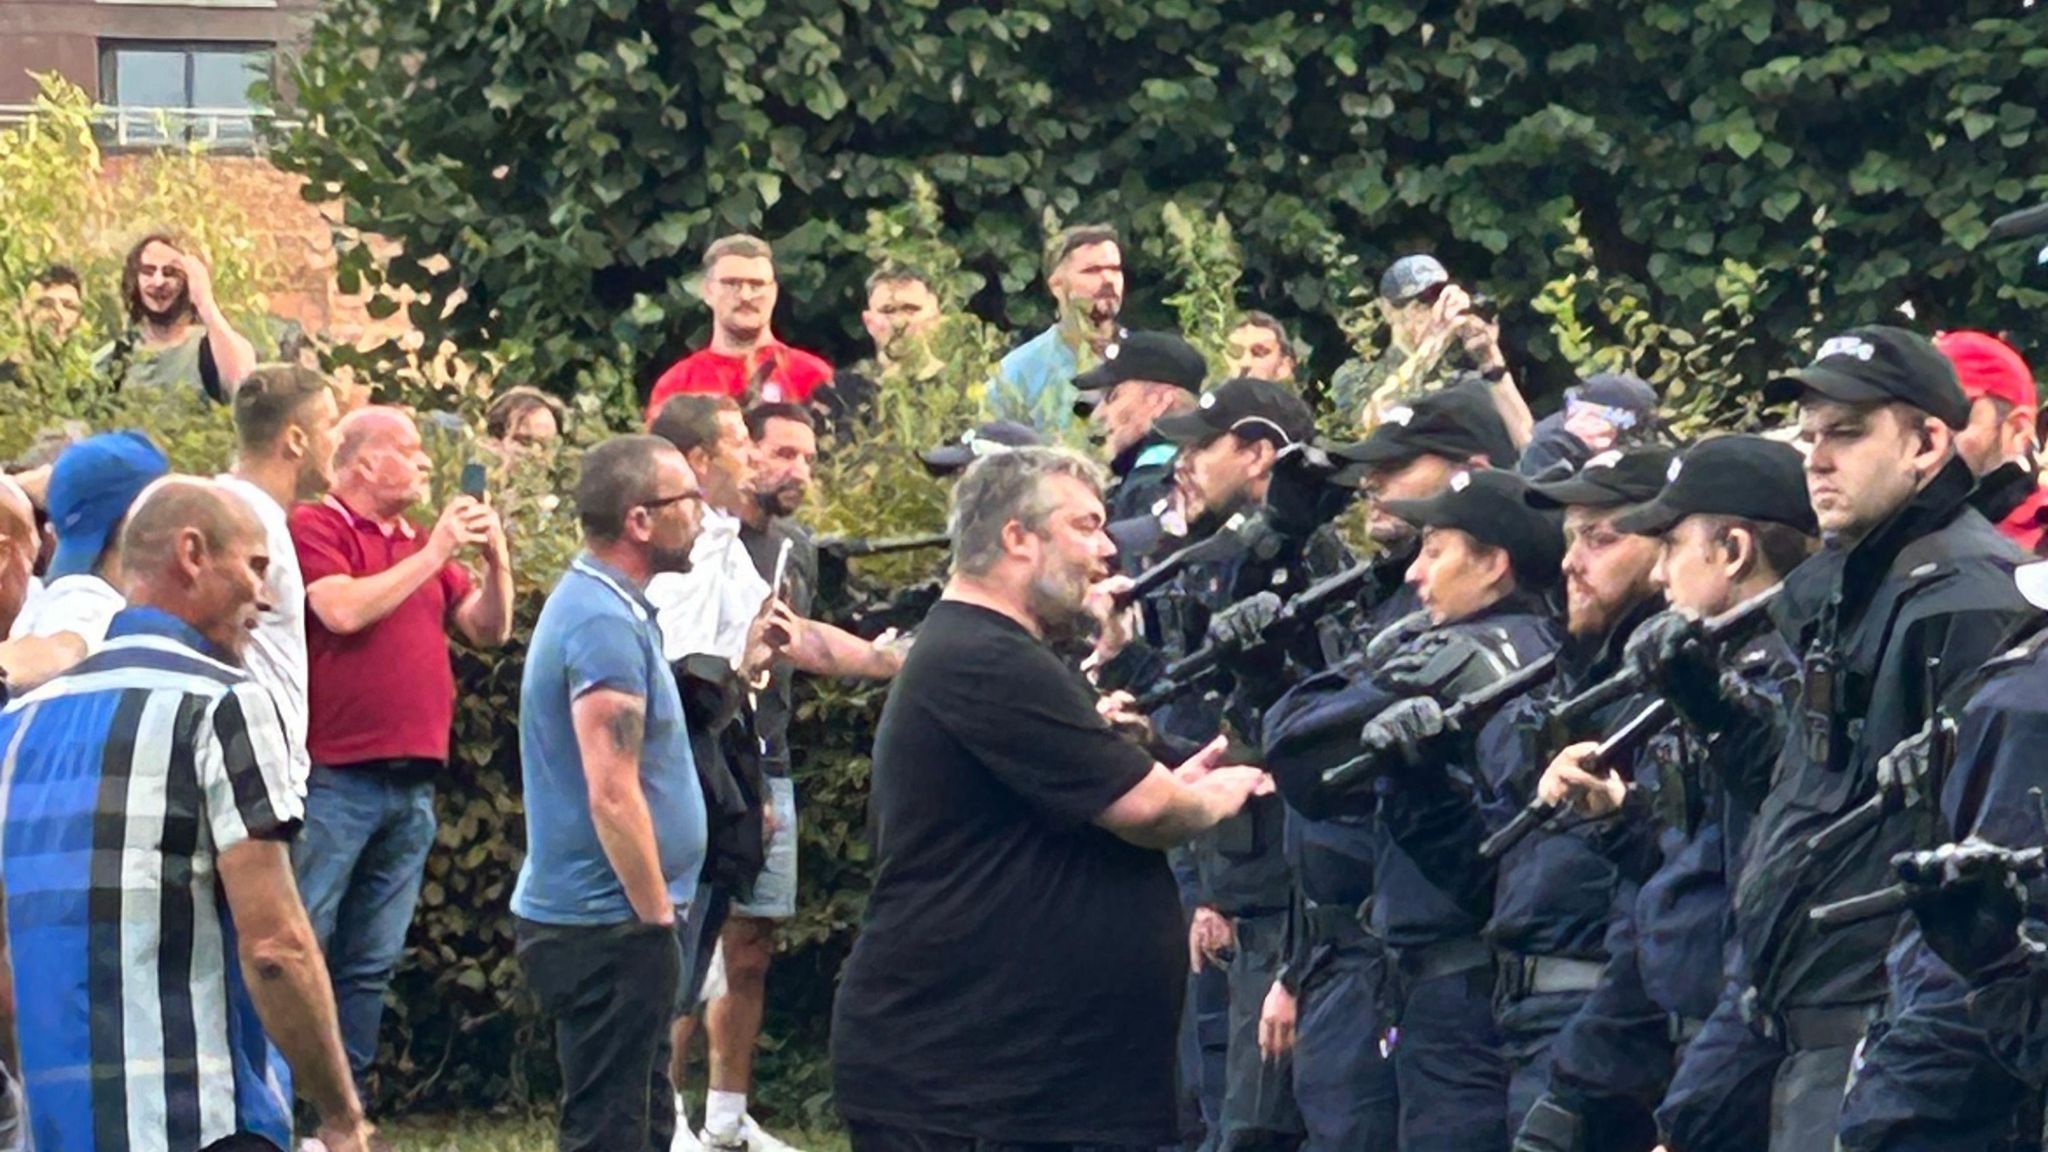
[1264,467,1565,1152]
[1517,437,1817,1152]
[1656,327,2039,1152]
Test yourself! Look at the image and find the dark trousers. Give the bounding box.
[1392,965,1509,1152]
[1292,946,1399,1152]
[1219,913,1303,1150]
[845,1119,1155,1152]
[517,917,684,1152]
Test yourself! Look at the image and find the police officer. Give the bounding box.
[1072,330,1207,526]
[1427,448,1672,1136]
[1517,437,1818,1152]
[1657,327,2039,1152]
[1249,387,1530,1152]
[1264,466,1565,1152]
[1096,377,1337,1152]
[1325,377,1523,630]
[1836,550,2048,1151]
[918,419,1044,477]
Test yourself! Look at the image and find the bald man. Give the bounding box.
[287,405,513,1103]
[0,476,84,700]
[0,477,371,1151]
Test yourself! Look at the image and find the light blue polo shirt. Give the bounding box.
[512,553,706,925]
[991,324,1080,430]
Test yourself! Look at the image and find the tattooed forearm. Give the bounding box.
[602,700,646,760]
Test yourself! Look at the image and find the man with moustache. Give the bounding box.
[832,447,1272,1152]
[1516,437,1815,1152]
[1262,467,1565,1152]
[1656,328,2038,1152]
[514,436,711,1152]
[95,233,258,401]
[690,403,902,1152]
[0,479,370,1152]
[993,224,1127,430]
[646,235,834,420]
[1226,313,1298,385]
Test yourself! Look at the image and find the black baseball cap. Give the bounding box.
[1328,378,1518,484]
[1154,377,1314,448]
[1613,435,1820,537]
[1523,445,1677,510]
[1381,467,1565,589]
[1072,331,1208,416]
[1763,325,1969,430]
[919,420,1043,476]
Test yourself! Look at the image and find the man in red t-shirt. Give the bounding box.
[645,234,833,421]
[1939,329,2046,550]
[287,405,516,1103]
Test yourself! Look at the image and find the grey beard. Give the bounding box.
[1026,569,1093,649]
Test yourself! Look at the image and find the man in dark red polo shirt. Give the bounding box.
[288,405,515,1104]
[644,234,833,422]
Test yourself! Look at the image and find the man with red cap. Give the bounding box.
[1938,330,2045,549]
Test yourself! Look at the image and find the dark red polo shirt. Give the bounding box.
[291,494,476,767]
[643,341,833,422]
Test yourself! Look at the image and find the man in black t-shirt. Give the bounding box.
[831,447,1272,1152]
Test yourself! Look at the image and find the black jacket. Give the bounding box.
[1734,456,2037,1011]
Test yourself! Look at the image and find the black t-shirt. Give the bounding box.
[830,600,1182,1145]
[740,518,817,778]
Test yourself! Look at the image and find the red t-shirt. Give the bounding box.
[291,495,476,767]
[2007,487,2048,553]
[644,341,833,422]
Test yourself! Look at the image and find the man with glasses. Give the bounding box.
[645,235,835,421]
[514,435,710,1152]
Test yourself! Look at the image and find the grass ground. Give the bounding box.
[380,1114,850,1152]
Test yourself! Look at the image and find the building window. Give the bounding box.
[98,41,273,147]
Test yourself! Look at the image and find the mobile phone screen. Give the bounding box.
[459,461,488,499]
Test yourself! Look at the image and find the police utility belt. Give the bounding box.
[1497,952,1606,999]
[1740,987,1881,1051]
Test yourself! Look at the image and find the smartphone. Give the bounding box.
[459,461,488,500]
[768,538,794,601]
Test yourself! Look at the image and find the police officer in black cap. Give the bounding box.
[1072,330,1207,527]
[918,420,1043,477]
[1657,326,2039,1152]
[1325,377,1523,639]
[1092,376,1344,1152]
[1263,467,1564,1152]
[1515,436,1818,1152]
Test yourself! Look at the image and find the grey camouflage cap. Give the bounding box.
[1379,254,1450,305]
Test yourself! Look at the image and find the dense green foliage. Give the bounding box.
[274,0,2047,400]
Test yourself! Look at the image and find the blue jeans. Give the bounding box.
[291,765,438,1088]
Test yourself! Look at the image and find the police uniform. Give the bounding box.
[1266,467,1566,1152]
[1658,328,2041,1152]
[1071,330,1206,529]
[1517,437,1817,1152]
[1452,450,1676,1138]
[1838,562,2048,1152]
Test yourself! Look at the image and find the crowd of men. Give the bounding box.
[3,216,2048,1152]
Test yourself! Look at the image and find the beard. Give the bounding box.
[1087,291,1121,325]
[755,481,805,520]
[1026,563,1096,649]
[139,288,191,326]
[650,542,695,575]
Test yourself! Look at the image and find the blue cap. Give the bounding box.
[47,431,170,579]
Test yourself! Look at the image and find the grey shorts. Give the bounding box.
[732,776,797,920]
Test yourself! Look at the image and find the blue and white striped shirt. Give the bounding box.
[0,606,303,1152]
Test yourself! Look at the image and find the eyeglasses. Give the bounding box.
[639,490,702,512]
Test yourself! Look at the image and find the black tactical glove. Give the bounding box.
[1898,839,2031,984]
[1623,610,1731,731]
[1361,696,1448,766]
[1207,591,1283,652]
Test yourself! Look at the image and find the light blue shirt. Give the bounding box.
[991,324,1080,430]
[512,553,705,925]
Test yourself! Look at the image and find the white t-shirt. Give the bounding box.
[7,573,125,651]
[645,506,770,667]
[216,474,312,795]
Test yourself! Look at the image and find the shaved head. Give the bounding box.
[122,478,264,581]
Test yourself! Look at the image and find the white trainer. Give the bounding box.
[739,1114,806,1152]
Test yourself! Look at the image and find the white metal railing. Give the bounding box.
[0,104,302,151]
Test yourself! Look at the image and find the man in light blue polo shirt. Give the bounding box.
[513,434,709,1152]
[991,223,1127,431]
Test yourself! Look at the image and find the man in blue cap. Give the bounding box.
[5,429,170,654]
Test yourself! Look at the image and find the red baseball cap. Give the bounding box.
[1935,330,2037,411]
